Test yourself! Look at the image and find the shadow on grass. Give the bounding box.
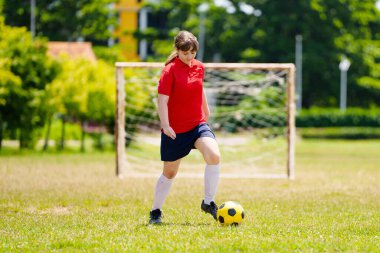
[139,221,214,227]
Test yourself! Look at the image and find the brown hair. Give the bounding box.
[165,30,199,66]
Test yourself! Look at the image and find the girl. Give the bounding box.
[149,30,221,224]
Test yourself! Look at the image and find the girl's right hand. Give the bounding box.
[162,126,176,140]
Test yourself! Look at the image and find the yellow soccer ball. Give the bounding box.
[217,201,245,226]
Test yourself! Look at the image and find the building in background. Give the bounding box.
[116,0,142,61]
[116,0,167,61]
[47,42,97,62]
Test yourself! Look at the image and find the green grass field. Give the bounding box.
[1,139,379,252]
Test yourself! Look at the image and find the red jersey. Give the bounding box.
[158,57,206,133]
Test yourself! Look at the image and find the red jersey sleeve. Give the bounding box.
[158,66,174,96]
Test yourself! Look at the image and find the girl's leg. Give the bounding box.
[152,159,181,210]
[194,137,221,205]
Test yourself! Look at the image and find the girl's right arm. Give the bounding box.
[158,94,176,140]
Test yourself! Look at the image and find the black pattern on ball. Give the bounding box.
[217,201,244,226]
[228,208,236,216]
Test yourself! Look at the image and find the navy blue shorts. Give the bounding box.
[161,123,216,161]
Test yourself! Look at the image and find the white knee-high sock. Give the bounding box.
[152,174,173,210]
[204,163,220,204]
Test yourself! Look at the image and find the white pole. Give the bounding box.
[31,0,36,39]
[340,69,347,111]
[107,3,115,47]
[198,12,206,61]
[197,3,209,62]
[139,8,148,60]
[339,57,350,111]
[295,34,303,110]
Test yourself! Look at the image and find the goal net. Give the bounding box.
[115,62,296,179]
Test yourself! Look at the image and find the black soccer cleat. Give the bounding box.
[149,209,162,224]
[201,200,218,220]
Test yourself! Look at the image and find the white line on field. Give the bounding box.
[122,172,288,179]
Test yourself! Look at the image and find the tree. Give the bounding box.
[142,0,262,62]
[0,17,59,149]
[231,0,380,107]
[144,0,380,108]
[48,57,115,150]
[0,54,22,149]
[2,0,117,44]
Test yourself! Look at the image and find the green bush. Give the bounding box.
[212,107,380,133]
[299,127,380,139]
[0,17,59,149]
[297,108,380,127]
[213,107,286,132]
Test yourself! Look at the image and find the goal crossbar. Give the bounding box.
[115,62,296,179]
[116,62,295,70]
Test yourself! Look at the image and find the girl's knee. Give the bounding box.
[206,152,220,165]
[162,160,180,179]
[163,171,177,179]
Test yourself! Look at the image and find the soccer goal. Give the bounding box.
[115,62,296,179]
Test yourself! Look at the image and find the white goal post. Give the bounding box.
[115,62,296,179]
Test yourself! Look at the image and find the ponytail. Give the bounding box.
[165,50,178,66]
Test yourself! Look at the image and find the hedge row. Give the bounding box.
[211,107,380,132]
[297,108,380,127]
[299,127,380,139]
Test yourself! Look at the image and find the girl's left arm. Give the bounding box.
[202,88,210,121]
